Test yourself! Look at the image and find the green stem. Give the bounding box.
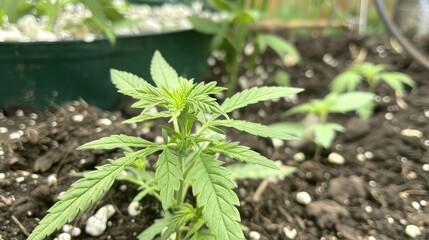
[226,60,239,97]
[313,144,321,161]
[261,0,269,13]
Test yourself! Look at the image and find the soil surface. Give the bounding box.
[1,34,429,240]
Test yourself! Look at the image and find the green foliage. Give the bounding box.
[0,0,126,44]
[188,0,300,95]
[331,62,415,96]
[28,51,302,240]
[228,163,296,180]
[283,91,374,149]
[330,62,415,118]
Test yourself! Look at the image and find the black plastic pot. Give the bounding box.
[0,29,211,110]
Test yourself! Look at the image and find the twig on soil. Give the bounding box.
[395,92,408,109]
[11,215,30,236]
[252,179,270,202]
[349,44,368,65]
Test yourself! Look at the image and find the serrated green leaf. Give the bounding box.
[188,154,244,240]
[160,204,196,240]
[379,72,415,96]
[311,123,344,148]
[269,122,307,138]
[207,142,277,169]
[28,148,160,240]
[222,86,303,113]
[257,34,301,66]
[209,0,239,11]
[330,71,362,93]
[330,92,375,113]
[273,70,290,87]
[122,111,171,124]
[357,101,375,119]
[138,213,173,240]
[156,149,183,210]
[77,134,155,150]
[188,16,220,35]
[227,163,296,180]
[214,119,297,140]
[110,69,148,96]
[284,102,315,116]
[151,51,179,89]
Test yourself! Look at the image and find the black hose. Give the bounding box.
[374,0,429,71]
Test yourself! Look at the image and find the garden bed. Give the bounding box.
[1,34,428,240]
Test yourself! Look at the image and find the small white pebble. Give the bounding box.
[400,219,408,225]
[97,118,112,126]
[293,152,305,162]
[296,191,312,205]
[356,153,366,162]
[283,226,297,239]
[401,129,423,138]
[422,164,429,172]
[71,227,81,237]
[387,217,394,224]
[15,110,24,117]
[29,113,38,119]
[420,200,427,207]
[368,236,376,240]
[365,206,373,213]
[327,152,345,165]
[0,173,5,179]
[127,202,142,217]
[411,201,421,210]
[62,224,73,233]
[72,114,85,122]
[405,225,421,238]
[15,176,25,183]
[47,174,57,187]
[155,136,164,144]
[271,138,284,149]
[119,185,127,191]
[249,231,261,240]
[85,205,116,236]
[364,151,373,159]
[385,112,394,120]
[57,232,71,240]
[0,127,8,133]
[8,132,21,140]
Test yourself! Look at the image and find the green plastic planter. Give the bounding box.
[0,29,211,110]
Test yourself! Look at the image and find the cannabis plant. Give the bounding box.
[273,92,374,157]
[330,62,415,118]
[331,62,415,95]
[28,51,302,240]
[188,0,300,96]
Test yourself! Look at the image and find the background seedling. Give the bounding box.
[188,0,300,96]
[330,61,415,118]
[273,91,374,159]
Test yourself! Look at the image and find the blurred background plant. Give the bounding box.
[189,0,301,96]
[0,0,126,43]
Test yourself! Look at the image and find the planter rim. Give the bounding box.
[0,27,195,46]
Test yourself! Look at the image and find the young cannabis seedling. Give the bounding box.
[331,62,415,94]
[188,0,300,96]
[330,62,415,118]
[28,51,302,240]
[273,91,374,158]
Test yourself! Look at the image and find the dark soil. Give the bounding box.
[1,34,428,240]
